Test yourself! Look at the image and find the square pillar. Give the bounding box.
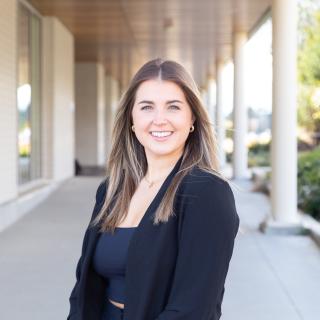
[216,61,227,168]
[232,31,249,179]
[75,63,106,166]
[42,17,75,181]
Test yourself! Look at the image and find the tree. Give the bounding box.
[297,3,320,137]
[298,11,320,85]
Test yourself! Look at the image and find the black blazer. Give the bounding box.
[67,157,240,320]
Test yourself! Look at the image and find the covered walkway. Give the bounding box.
[1,176,319,320]
[1,1,319,319]
[1,0,304,236]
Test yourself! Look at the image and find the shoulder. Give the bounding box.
[178,166,234,200]
[95,177,109,203]
[88,177,109,225]
[176,166,239,233]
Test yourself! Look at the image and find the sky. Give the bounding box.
[222,19,273,117]
[245,19,273,114]
[221,0,320,117]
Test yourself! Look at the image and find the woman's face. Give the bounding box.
[131,79,195,159]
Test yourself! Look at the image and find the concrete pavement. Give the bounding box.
[1,175,320,320]
[224,178,320,320]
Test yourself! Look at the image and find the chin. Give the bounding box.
[151,150,174,156]
[146,147,177,157]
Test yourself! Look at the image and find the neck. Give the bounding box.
[145,150,183,182]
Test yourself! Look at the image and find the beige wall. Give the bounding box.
[0,0,17,203]
[75,63,106,166]
[97,64,106,165]
[42,17,75,181]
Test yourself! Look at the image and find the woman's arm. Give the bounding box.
[67,179,107,319]
[155,177,240,320]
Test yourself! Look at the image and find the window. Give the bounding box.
[17,2,42,184]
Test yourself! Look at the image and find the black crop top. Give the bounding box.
[92,227,137,304]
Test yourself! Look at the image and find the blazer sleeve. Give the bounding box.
[155,178,240,320]
[67,178,107,319]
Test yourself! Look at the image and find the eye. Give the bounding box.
[169,105,180,110]
[141,105,152,110]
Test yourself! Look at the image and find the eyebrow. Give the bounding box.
[137,100,183,105]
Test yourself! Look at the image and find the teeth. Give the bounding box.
[151,131,173,137]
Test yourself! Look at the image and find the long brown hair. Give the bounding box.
[91,58,229,234]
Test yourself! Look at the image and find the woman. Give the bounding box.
[67,58,240,320]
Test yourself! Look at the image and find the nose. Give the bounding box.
[152,109,168,125]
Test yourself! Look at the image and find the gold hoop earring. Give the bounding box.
[131,125,135,132]
[190,125,194,132]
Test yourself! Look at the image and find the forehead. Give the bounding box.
[135,79,186,102]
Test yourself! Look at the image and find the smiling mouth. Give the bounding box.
[149,131,174,138]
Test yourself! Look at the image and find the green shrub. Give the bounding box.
[248,141,270,167]
[249,141,270,154]
[298,145,320,221]
[226,141,271,167]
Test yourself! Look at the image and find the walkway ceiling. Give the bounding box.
[28,0,270,89]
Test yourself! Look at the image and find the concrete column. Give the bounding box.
[126,52,133,86]
[216,61,226,167]
[75,63,106,167]
[207,78,216,124]
[97,65,106,165]
[105,75,112,160]
[260,0,304,234]
[201,88,209,111]
[42,17,75,181]
[105,75,120,160]
[205,89,210,112]
[232,31,249,179]
[118,48,130,95]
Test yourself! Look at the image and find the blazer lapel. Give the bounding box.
[81,155,183,317]
[123,155,183,319]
